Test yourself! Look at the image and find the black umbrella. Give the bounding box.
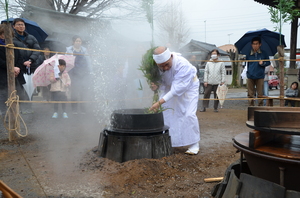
[1,18,48,43]
[234,28,286,56]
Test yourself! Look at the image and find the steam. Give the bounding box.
[88,24,154,127]
[3,16,156,196]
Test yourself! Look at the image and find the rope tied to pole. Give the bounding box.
[5,43,14,48]
[278,56,284,61]
[4,90,28,138]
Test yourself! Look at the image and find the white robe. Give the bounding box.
[159,53,200,147]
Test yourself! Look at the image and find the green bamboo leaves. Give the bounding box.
[139,47,161,85]
[268,0,300,32]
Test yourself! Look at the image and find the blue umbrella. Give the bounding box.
[234,28,286,56]
[1,18,48,43]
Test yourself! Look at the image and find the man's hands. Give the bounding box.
[24,60,32,67]
[14,67,20,77]
[149,99,165,112]
[149,102,160,112]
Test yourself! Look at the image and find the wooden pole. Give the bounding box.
[4,22,19,141]
[277,45,285,107]
[0,180,22,198]
[204,177,224,183]
[289,17,298,69]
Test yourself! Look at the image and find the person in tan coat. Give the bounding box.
[49,59,71,118]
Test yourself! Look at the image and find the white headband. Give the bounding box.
[153,48,171,64]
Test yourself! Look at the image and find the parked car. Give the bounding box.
[268,75,279,89]
[199,69,205,94]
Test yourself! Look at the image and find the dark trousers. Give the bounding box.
[0,88,8,114]
[51,91,67,112]
[285,99,296,107]
[202,84,219,110]
[70,84,86,113]
[1,82,30,114]
[1,80,32,114]
[15,80,32,111]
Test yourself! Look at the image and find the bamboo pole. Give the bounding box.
[277,45,285,107]
[0,180,22,198]
[4,23,19,141]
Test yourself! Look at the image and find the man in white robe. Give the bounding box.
[150,46,200,155]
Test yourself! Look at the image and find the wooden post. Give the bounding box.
[277,45,285,107]
[289,17,298,69]
[4,23,19,141]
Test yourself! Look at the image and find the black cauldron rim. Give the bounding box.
[110,108,165,131]
[105,125,169,134]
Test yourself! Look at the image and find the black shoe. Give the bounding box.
[199,108,206,112]
[214,109,218,112]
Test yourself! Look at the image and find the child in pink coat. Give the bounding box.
[49,59,71,118]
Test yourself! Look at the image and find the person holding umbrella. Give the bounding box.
[246,37,270,106]
[12,18,43,74]
[49,59,71,119]
[12,18,43,113]
[200,49,226,112]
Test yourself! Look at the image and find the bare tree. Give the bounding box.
[20,0,115,18]
[0,0,150,20]
[156,0,189,50]
[0,0,22,18]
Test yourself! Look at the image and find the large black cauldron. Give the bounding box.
[110,109,164,132]
[98,109,172,162]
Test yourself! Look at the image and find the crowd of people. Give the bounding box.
[0,18,91,119]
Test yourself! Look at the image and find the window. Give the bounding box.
[226,70,232,75]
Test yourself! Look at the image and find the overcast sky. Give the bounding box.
[112,0,299,49]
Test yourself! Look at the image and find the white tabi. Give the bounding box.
[158,53,200,147]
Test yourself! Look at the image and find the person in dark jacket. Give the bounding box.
[246,37,270,106]
[0,24,25,115]
[12,18,43,75]
[12,18,43,113]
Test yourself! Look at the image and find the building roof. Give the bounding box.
[254,0,277,7]
[179,39,230,68]
[20,4,144,54]
[254,0,300,9]
[21,4,108,48]
[218,44,237,53]
[179,39,229,55]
